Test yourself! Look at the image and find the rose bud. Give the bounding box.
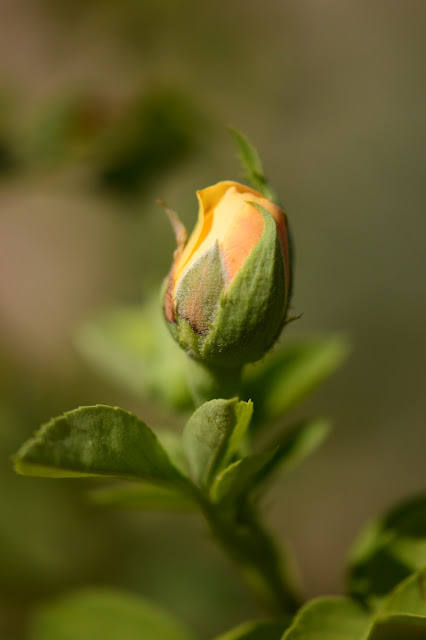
[163,181,291,369]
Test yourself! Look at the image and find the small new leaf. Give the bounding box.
[229,127,277,201]
[183,398,253,487]
[212,418,330,507]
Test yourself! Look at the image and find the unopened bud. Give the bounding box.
[163,181,291,367]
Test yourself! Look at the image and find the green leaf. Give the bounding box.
[156,429,190,477]
[281,597,372,640]
[76,305,192,412]
[29,588,195,640]
[213,618,290,640]
[347,494,426,603]
[381,567,426,618]
[88,482,195,512]
[13,405,186,486]
[183,398,253,487]
[211,449,276,506]
[369,620,426,640]
[265,417,332,476]
[229,127,277,201]
[243,335,350,425]
[370,568,426,638]
[280,569,426,639]
[211,418,330,507]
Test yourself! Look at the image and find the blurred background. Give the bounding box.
[0,0,425,638]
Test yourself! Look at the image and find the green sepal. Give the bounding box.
[202,204,286,367]
[229,127,277,202]
[183,398,253,487]
[13,405,187,488]
[171,242,228,362]
[175,241,226,336]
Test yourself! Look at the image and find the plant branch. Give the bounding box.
[198,497,301,615]
[185,357,243,406]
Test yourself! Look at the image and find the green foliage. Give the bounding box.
[12,395,307,614]
[183,398,253,487]
[282,567,426,638]
[211,418,330,508]
[282,597,372,639]
[88,482,195,512]
[347,494,426,603]
[243,334,350,426]
[29,588,195,640]
[76,302,349,424]
[13,405,185,486]
[213,618,290,640]
[76,304,192,412]
[229,128,277,201]
[367,568,426,634]
[26,89,201,195]
[156,428,191,476]
[94,90,200,194]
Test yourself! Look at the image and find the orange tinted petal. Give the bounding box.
[221,202,264,282]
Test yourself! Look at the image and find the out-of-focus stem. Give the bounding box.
[198,497,301,615]
[186,357,243,406]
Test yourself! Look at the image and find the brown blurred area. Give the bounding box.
[0,1,425,638]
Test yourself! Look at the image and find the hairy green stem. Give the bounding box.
[198,497,300,615]
[186,357,243,406]
[185,357,299,612]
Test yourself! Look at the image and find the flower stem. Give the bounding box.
[199,498,301,615]
[186,357,243,406]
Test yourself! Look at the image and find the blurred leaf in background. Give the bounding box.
[0,91,19,176]
[347,494,426,605]
[29,588,196,640]
[76,300,192,413]
[26,88,204,198]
